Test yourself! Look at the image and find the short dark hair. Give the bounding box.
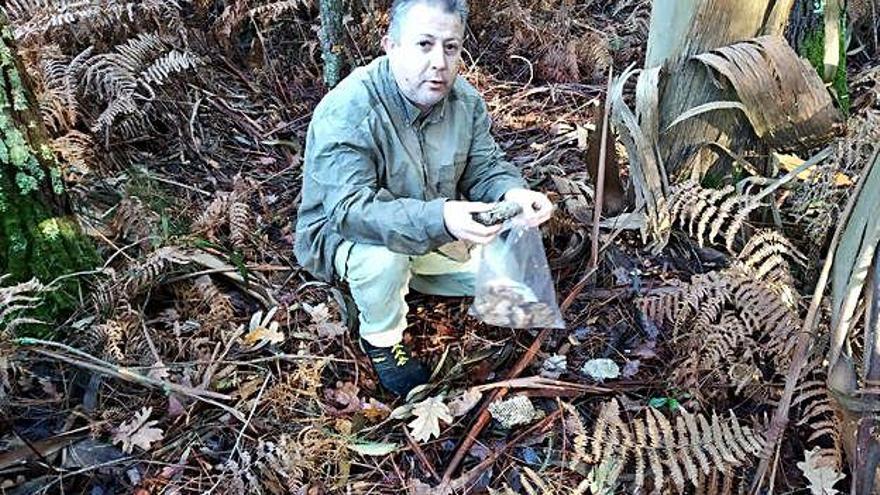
[388,0,469,41]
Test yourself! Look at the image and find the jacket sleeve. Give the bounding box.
[459,97,528,203]
[308,118,455,255]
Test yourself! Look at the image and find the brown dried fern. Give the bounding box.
[192,191,231,241]
[0,276,46,336]
[669,179,768,253]
[110,196,160,250]
[190,275,235,336]
[51,130,96,182]
[6,0,180,44]
[88,304,149,364]
[578,400,766,494]
[93,246,192,310]
[228,200,252,253]
[636,266,799,403]
[248,0,309,21]
[792,356,844,472]
[34,46,92,133]
[85,32,201,134]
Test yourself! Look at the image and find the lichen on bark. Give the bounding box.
[0,18,99,337]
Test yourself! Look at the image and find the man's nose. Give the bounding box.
[430,44,447,70]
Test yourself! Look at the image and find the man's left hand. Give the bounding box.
[503,188,554,228]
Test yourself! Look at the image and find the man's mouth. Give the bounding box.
[425,80,446,89]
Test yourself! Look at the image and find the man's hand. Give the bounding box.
[443,201,503,244]
[503,188,554,227]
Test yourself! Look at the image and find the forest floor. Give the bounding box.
[3,1,880,494]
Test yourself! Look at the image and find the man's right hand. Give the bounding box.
[443,201,503,244]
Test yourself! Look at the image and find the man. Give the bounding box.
[294,0,553,396]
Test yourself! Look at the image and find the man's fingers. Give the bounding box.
[465,202,496,213]
[462,220,501,237]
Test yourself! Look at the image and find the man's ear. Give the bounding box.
[381,35,394,53]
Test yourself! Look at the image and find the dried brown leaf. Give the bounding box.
[112,406,164,453]
[408,395,452,443]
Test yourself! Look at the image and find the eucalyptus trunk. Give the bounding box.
[0,16,98,334]
[646,0,777,177]
[645,0,845,177]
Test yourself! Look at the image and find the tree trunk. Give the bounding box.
[786,0,849,112]
[0,16,99,334]
[646,0,776,178]
[645,0,846,177]
[318,0,345,88]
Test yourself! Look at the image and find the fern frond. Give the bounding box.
[139,50,202,89]
[0,276,46,335]
[668,179,765,252]
[51,130,95,181]
[94,247,192,310]
[86,33,200,134]
[192,191,232,238]
[7,0,181,44]
[583,400,766,493]
[793,372,843,470]
[563,402,590,471]
[90,305,145,363]
[36,46,92,132]
[634,282,684,329]
[91,94,137,134]
[248,0,309,20]
[190,275,234,336]
[110,196,160,249]
[228,200,251,252]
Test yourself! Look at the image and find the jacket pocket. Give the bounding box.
[438,154,467,199]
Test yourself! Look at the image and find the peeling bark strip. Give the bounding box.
[609,65,670,250]
[693,36,844,152]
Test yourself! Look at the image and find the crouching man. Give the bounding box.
[294,0,553,396]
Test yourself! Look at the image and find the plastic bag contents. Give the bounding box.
[470,222,565,328]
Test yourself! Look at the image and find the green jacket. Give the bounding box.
[294,56,527,282]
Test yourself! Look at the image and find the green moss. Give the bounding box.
[799,8,850,114]
[49,167,63,195]
[0,32,100,338]
[15,171,38,194]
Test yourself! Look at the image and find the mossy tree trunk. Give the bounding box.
[0,17,99,332]
[786,0,849,112]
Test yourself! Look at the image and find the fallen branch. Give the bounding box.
[404,427,440,483]
[439,327,549,484]
[442,408,563,493]
[16,338,245,422]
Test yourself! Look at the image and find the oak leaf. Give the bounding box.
[408,395,452,443]
[112,406,164,453]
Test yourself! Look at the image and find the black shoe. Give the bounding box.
[359,338,429,397]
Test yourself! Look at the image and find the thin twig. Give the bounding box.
[440,327,549,484]
[404,427,440,483]
[205,375,271,495]
[442,409,563,492]
[15,340,245,422]
[590,65,614,270]
[472,375,610,394]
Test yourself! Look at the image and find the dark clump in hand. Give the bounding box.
[471,201,523,226]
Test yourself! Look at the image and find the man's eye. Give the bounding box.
[418,41,431,48]
[445,44,459,53]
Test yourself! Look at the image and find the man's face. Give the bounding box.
[383,2,464,112]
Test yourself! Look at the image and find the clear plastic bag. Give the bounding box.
[469,222,565,328]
